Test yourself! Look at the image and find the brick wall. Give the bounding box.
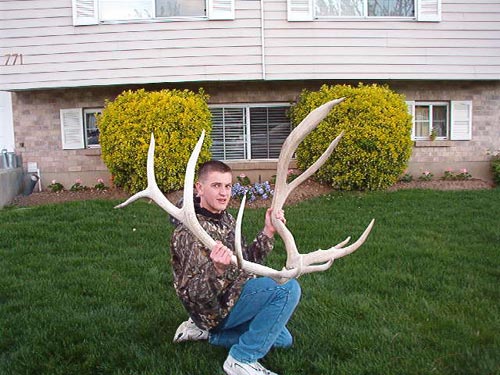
[11,80,499,189]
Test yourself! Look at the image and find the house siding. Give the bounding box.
[11,80,499,188]
[1,0,499,90]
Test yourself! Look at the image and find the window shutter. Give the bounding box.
[72,0,98,26]
[450,101,472,141]
[417,0,441,22]
[406,101,416,140]
[288,0,313,21]
[208,0,234,20]
[60,108,85,149]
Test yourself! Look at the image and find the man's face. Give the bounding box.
[195,171,232,214]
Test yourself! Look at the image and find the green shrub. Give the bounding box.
[290,83,413,190]
[491,156,500,186]
[98,89,212,193]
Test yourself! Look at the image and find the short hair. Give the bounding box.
[197,160,232,182]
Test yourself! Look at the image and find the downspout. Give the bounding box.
[260,0,266,80]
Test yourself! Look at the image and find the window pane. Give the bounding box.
[432,105,448,138]
[367,0,414,17]
[210,108,247,160]
[84,110,101,147]
[156,0,205,17]
[415,106,430,138]
[315,0,363,17]
[250,107,290,159]
[100,0,154,20]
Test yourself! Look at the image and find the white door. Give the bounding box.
[0,91,15,152]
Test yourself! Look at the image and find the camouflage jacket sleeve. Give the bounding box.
[169,211,275,329]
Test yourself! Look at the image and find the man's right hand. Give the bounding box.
[210,241,233,275]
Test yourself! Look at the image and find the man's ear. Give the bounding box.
[195,181,203,196]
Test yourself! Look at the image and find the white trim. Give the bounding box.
[450,101,472,141]
[72,0,99,26]
[417,0,441,22]
[60,108,85,149]
[406,101,415,141]
[208,0,234,20]
[288,0,313,21]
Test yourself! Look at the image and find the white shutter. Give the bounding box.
[72,0,98,26]
[288,0,313,21]
[60,109,85,149]
[450,101,472,141]
[208,0,234,20]
[406,101,416,140]
[417,0,441,22]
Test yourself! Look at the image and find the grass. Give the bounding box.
[0,189,499,375]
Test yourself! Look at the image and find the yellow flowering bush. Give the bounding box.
[98,88,212,193]
[290,84,413,190]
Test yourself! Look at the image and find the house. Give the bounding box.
[1,0,499,190]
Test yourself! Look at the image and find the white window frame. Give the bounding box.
[209,103,292,161]
[60,108,103,150]
[72,0,234,25]
[84,108,102,148]
[414,101,449,140]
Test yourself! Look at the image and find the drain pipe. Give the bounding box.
[260,0,266,79]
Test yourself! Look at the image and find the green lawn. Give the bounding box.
[0,189,499,375]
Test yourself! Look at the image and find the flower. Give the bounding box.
[70,178,87,192]
[48,180,64,192]
[94,177,108,191]
[418,170,433,181]
[231,180,273,202]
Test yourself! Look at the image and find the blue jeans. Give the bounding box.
[209,277,301,363]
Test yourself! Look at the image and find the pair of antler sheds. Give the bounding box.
[116,98,375,283]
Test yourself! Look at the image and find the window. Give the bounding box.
[414,102,448,140]
[315,0,414,18]
[99,0,205,20]
[60,108,103,150]
[406,101,472,141]
[288,0,439,22]
[84,108,102,148]
[72,0,234,25]
[210,105,291,160]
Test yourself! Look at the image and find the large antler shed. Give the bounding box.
[116,98,374,283]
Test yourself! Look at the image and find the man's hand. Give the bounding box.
[210,241,233,275]
[263,208,286,238]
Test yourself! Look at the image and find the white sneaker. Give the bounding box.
[172,318,209,343]
[223,355,278,375]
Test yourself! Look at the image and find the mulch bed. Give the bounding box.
[8,178,495,209]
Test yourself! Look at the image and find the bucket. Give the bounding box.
[6,152,17,168]
[1,149,7,169]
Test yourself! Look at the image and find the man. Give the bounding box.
[170,160,301,375]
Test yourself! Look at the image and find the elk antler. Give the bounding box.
[115,131,299,282]
[269,98,375,278]
[116,98,374,283]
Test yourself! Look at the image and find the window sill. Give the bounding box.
[414,140,453,148]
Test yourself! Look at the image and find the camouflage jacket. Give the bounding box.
[170,201,274,330]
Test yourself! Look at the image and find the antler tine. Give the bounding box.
[272,98,345,211]
[114,134,181,222]
[300,218,375,274]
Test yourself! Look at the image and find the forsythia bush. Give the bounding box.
[98,88,212,193]
[290,84,413,190]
